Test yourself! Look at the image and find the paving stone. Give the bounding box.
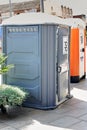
[64,107,87,118]
[19,120,70,130]
[79,114,87,121]
[0,126,18,130]
[63,98,82,106]
[69,121,87,130]
[0,122,7,129]
[5,119,33,129]
[72,101,87,109]
[30,112,64,123]
[49,116,80,128]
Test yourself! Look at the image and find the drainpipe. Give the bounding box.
[40,0,44,12]
[9,0,12,17]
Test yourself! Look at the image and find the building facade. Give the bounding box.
[0,0,40,23]
[44,0,73,18]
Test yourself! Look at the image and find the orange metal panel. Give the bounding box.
[70,28,79,76]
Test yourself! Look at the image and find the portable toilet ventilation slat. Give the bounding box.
[1,13,71,109]
[65,18,86,83]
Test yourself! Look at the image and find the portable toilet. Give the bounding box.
[1,13,71,109]
[65,18,86,83]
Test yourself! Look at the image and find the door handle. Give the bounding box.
[56,63,61,73]
[58,66,62,73]
[82,48,84,52]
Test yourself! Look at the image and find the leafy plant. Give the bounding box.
[0,54,14,74]
[0,54,29,114]
[0,84,28,106]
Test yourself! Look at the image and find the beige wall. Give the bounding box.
[44,0,73,18]
[44,0,62,17]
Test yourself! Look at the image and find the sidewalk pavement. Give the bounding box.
[0,79,87,130]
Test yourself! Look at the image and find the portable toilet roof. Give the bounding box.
[2,12,69,26]
[65,18,86,28]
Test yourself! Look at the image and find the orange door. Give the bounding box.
[70,28,79,82]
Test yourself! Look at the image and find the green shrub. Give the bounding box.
[0,54,29,110]
[0,84,28,106]
[0,54,14,74]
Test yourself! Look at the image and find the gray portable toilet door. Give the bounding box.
[56,26,69,102]
[4,25,42,105]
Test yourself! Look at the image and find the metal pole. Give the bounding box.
[9,0,12,17]
[40,0,44,12]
